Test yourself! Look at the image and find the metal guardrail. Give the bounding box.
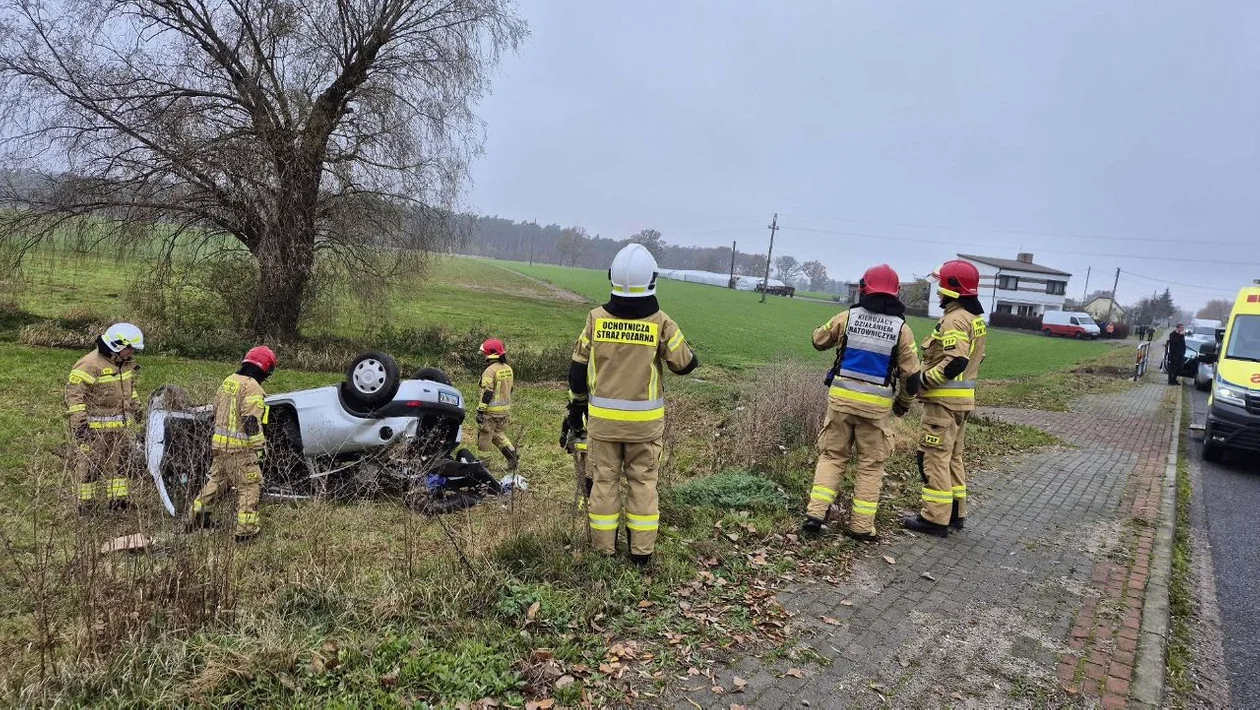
[1134,341,1151,381]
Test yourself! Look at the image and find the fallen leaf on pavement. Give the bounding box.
[883,555,896,565]
[840,599,854,606]
[821,616,842,626]
[921,572,937,581]
[733,676,748,693]
[786,668,806,679]
[711,686,724,694]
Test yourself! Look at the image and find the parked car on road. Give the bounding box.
[1180,336,1216,392]
[1042,311,1101,339]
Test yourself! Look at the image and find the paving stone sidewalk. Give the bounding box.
[673,382,1175,709]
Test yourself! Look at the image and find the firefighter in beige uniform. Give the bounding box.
[188,346,276,540]
[65,322,145,510]
[476,339,519,472]
[903,260,988,537]
[567,244,698,566]
[803,265,921,541]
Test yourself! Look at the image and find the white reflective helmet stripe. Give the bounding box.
[609,243,658,298]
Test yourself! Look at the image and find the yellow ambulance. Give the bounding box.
[1201,283,1260,461]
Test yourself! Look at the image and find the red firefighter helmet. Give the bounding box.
[933,260,981,298]
[479,338,506,358]
[859,264,900,297]
[242,346,278,374]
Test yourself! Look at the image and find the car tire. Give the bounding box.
[342,351,401,408]
[1203,442,1224,463]
[1203,423,1224,463]
[1043,329,1053,337]
[413,367,452,386]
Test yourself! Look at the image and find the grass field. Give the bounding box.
[0,244,1136,705]
[502,261,1115,377]
[5,251,1115,379]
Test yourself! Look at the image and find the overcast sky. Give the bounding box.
[464,1,1259,310]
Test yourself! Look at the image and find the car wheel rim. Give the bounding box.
[352,359,387,394]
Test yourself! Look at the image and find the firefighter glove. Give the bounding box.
[476,410,485,425]
[73,424,89,441]
[893,401,910,418]
[559,417,571,449]
[567,401,587,433]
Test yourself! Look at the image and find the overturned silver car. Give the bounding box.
[145,352,512,516]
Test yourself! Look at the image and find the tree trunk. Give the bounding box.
[251,224,316,341]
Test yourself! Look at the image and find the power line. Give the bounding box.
[1119,269,1241,295]
[777,211,1252,249]
[777,225,1260,268]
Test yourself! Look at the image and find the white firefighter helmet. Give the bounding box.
[103,322,145,352]
[609,243,658,298]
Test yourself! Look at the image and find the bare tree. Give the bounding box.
[1196,299,1232,322]
[554,226,589,268]
[0,0,525,340]
[774,255,802,283]
[800,260,827,291]
[738,253,767,277]
[628,228,665,260]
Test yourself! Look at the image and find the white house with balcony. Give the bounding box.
[928,253,1071,322]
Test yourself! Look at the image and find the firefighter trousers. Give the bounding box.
[190,451,262,537]
[806,409,892,535]
[74,431,131,503]
[587,438,663,556]
[477,414,515,458]
[917,403,969,526]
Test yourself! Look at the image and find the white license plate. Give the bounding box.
[439,391,459,406]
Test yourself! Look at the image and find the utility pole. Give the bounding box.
[1107,267,1120,323]
[728,241,737,288]
[760,213,779,304]
[1081,266,1091,303]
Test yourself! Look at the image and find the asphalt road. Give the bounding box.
[1190,385,1260,707]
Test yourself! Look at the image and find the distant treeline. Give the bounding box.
[454,215,847,293]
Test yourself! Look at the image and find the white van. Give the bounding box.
[1191,318,1222,339]
[1041,311,1101,339]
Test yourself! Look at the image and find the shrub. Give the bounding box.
[989,312,1043,331]
[1099,322,1130,339]
[669,469,789,511]
[717,362,827,471]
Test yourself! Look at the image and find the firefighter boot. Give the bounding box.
[902,513,950,538]
[843,528,879,543]
[501,446,520,473]
[801,516,827,537]
[950,500,965,531]
[630,552,653,570]
[189,511,220,531]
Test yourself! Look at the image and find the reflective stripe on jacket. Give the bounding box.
[65,350,140,430]
[211,373,269,453]
[571,306,695,443]
[478,361,514,414]
[919,303,988,411]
